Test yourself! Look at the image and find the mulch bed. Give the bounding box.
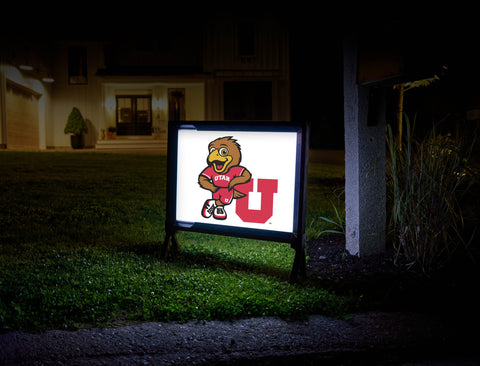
[305,234,480,314]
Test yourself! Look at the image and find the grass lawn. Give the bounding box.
[0,151,346,331]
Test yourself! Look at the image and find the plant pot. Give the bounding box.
[70,134,85,149]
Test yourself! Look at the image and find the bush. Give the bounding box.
[386,118,478,274]
[64,107,88,135]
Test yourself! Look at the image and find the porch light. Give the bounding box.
[105,96,115,111]
[152,97,164,111]
[18,64,34,71]
[42,75,54,83]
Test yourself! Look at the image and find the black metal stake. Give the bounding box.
[161,227,179,259]
[289,235,306,284]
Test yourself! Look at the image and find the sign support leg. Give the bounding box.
[161,227,179,259]
[289,235,306,284]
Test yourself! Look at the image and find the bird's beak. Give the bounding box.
[208,151,232,173]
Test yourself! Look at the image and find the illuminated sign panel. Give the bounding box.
[165,121,309,245]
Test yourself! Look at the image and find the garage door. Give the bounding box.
[6,83,39,149]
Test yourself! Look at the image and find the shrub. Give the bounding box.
[64,107,88,135]
[386,118,478,273]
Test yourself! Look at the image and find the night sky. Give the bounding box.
[292,9,480,147]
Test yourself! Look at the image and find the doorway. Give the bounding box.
[116,95,152,136]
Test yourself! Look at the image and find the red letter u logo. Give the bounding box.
[235,179,278,224]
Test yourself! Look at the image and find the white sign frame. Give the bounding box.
[164,121,309,245]
[163,121,309,282]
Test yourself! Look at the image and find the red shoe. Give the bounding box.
[213,206,227,220]
[202,199,216,218]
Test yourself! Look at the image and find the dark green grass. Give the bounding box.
[0,151,345,331]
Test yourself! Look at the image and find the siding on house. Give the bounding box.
[1,15,290,150]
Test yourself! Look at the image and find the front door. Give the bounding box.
[116,95,152,136]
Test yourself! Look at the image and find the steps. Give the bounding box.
[95,136,167,154]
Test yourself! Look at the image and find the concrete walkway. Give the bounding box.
[1,312,479,365]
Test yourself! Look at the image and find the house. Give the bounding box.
[0,14,290,151]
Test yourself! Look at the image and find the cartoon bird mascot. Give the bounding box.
[198,136,251,220]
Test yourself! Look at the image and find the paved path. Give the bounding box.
[1,312,479,365]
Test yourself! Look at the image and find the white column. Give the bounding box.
[343,34,386,256]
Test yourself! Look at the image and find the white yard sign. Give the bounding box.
[175,129,298,234]
[163,121,309,282]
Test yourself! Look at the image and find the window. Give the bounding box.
[68,47,87,85]
[224,82,272,121]
[237,22,255,56]
[116,96,152,135]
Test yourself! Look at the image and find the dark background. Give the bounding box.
[5,5,479,150]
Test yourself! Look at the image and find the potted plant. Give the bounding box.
[64,107,88,149]
[107,126,117,139]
